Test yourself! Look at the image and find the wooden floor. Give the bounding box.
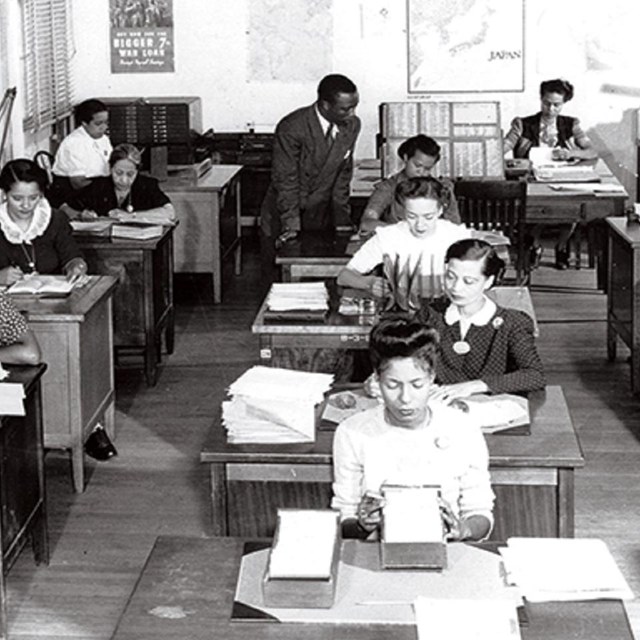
[6,240,640,639]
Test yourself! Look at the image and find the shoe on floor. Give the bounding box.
[85,426,117,461]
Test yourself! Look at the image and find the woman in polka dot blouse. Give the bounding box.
[423,238,545,402]
[366,238,545,401]
[0,292,41,364]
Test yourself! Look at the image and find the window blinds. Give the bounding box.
[21,0,75,132]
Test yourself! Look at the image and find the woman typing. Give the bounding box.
[63,143,176,225]
[0,159,87,285]
[358,135,460,236]
[332,316,494,540]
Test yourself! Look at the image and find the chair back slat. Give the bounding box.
[453,179,528,284]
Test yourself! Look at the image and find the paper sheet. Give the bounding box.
[382,485,443,543]
[0,383,25,416]
[414,597,521,640]
[269,510,338,579]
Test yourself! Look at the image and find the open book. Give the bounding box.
[8,275,74,297]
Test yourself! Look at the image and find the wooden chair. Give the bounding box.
[454,179,528,285]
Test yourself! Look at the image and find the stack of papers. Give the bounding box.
[267,282,328,312]
[269,510,338,579]
[500,538,633,602]
[222,366,333,443]
[533,165,600,183]
[111,224,163,240]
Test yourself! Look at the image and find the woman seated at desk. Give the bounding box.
[0,293,41,365]
[0,159,88,285]
[421,238,545,401]
[337,176,470,298]
[62,143,176,225]
[503,78,597,270]
[364,239,545,401]
[332,316,494,541]
[358,135,460,236]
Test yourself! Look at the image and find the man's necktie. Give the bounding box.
[325,123,335,148]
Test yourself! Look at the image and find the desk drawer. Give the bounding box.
[527,204,583,224]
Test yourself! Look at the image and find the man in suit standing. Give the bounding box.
[260,74,360,281]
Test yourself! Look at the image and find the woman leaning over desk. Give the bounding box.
[332,316,494,541]
[358,135,460,236]
[0,159,87,285]
[503,78,597,270]
[62,143,176,225]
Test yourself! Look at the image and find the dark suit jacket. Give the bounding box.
[260,104,361,236]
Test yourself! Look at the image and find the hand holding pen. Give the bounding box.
[0,265,25,286]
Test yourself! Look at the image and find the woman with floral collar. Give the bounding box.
[424,238,545,402]
[0,159,87,285]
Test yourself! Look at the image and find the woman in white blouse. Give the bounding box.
[331,316,494,540]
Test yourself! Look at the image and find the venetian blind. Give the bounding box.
[21,0,75,132]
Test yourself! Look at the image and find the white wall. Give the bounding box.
[15,0,640,198]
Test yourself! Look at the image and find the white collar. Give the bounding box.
[0,199,51,244]
[444,295,497,327]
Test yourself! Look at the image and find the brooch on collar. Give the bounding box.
[452,340,470,355]
[492,316,504,329]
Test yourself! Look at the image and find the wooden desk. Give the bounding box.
[351,158,627,221]
[351,159,628,287]
[165,165,242,303]
[200,386,583,540]
[606,217,640,393]
[0,365,48,640]
[276,230,352,282]
[252,285,537,371]
[77,227,174,387]
[13,277,116,492]
[112,535,631,640]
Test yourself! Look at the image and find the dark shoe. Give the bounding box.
[529,245,543,270]
[555,246,569,270]
[85,426,117,461]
